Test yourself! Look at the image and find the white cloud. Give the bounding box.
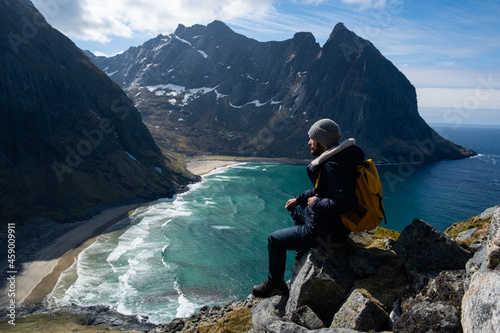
[400,67,500,89]
[418,107,500,126]
[301,0,329,5]
[32,0,275,43]
[401,67,500,125]
[416,87,500,109]
[341,0,388,10]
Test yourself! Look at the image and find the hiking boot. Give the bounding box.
[252,279,289,298]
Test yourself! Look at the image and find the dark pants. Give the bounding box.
[267,204,316,282]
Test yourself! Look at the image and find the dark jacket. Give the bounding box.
[296,139,365,242]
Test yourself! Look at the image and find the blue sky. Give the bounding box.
[31,0,500,125]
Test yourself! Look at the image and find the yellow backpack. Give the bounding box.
[340,159,387,233]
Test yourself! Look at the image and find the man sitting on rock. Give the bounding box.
[252,118,365,298]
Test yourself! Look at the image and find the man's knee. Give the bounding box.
[268,227,296,250]
[268,230,282,247]
[267,231,277,247]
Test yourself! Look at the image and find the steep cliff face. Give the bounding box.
[87,20,475,162]
[0,0,194,223]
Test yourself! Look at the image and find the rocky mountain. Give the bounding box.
[86,20,475,162]
[0,0,195,224]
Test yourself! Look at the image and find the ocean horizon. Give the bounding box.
[46,123,500,324]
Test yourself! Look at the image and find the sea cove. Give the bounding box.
[45,125,500,324]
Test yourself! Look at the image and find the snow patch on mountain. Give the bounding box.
[147,84,221,106]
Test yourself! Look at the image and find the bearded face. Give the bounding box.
[308,138,327,156]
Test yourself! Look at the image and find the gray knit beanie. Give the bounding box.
[308,119,342,148]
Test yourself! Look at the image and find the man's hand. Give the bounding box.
[285,198,298,212]
[307,195,318,209]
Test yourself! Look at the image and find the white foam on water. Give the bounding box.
[174,281,198,318]
[161,219,173,228]
[212,225,236,230]
[231,164,261,170]
[107,225,147,263]
[149,194,176,204]
[161,243,171,268]
[211,175,234,182]
[118,266,139,299]
[47,163,258,322]
[46,259,78,307]
[201,163,244,177]
[49,240,118,307]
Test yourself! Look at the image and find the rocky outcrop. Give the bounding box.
[0,0,195,224]
[392,218,473,291]
[392,270,466,332]
[247,206,498,332]
[330,289,388,331]
[392,207,499,333]
[286,247,357,325]
[2,207,498,332]
[87,21,475,163]
[0,303,155,331]
[461,207,500,333]
[249,230,405,332]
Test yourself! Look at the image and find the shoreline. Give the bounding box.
[0,204,139,307]
[186,158,240,176]
[186,155,307,176]
[6,158,287,309]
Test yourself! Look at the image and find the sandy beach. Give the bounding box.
[0,204,139,307]
[0,159,240,308]
[186,158,240,176]
[185,155,304,176]
[3,157,302,309]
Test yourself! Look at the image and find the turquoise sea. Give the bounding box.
[46,124,500,324]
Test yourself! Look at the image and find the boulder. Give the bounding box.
[393,270,466,333]
[393,218,472,290]
[330,288,388,331]
[476,205,500,221]
[249,318,309,333]
[395,301,461,333]
[347,250,382,279]
[468,234,488,252]
[464,244,488,289]
[250,318,363,333]
[251,295,287,329]
[285,246,356,326]
[456,228,477,242]
[345,233,409,312]
[461,270,500,333]
[461,207,500,332]
[486,207,500,269]
[290,305,325,330]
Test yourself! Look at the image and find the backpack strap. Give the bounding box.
[315,170,321,188]
[378,192,388,225]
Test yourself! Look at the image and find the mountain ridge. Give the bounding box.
[0,0,195,224]
[86,20,475,163]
